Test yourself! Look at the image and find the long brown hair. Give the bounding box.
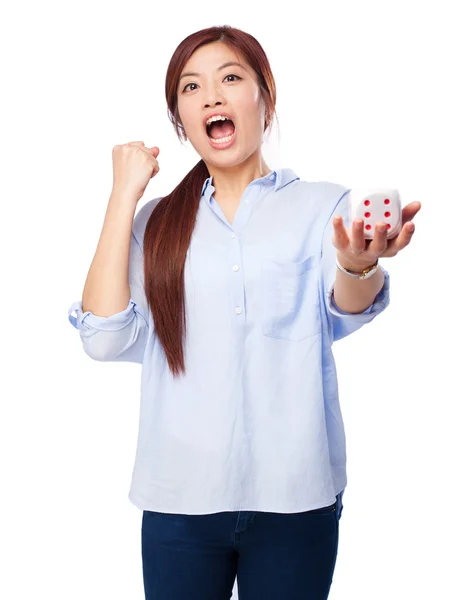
[143,25,278,377]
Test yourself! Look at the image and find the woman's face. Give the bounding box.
[176,42,267,168]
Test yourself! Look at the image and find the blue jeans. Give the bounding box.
[141,490,344,599]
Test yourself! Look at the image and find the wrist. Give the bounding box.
[336,254,380,281]
[110,186,142,206]
[336,252,377,273]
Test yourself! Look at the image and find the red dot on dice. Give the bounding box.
[387,223,391,229]
[384,199,390,205]
[364,200,370,206]
[385,211,391,218]
[365,224,372,230]
[364,212,371,218]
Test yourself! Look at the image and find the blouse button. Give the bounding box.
[235,307,242,315]
[232,265,239,272]
[231,232,236,239]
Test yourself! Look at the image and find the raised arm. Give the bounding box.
[68,142,160,363]
[82,192,138,317]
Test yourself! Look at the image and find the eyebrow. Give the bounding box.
[179,61,245,82]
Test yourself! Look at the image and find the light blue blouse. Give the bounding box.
[68,168,390,514]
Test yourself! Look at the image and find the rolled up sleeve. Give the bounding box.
[68,229,149,363]
[321,188,391,342]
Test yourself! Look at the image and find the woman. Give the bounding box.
[68,25,420,600]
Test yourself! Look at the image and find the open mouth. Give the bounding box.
[205,117,236,144]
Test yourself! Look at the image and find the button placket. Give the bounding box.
[226,185,265,321]
[228,230,245,320]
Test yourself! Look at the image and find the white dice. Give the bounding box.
[347,188,402,240]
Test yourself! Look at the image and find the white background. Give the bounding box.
[1,0,466,598]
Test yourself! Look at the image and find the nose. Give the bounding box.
[205,100,223,108]
[203,82,225,109]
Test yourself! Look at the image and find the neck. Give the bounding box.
[207,152,271,199]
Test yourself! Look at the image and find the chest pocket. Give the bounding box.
[260,254,321,341]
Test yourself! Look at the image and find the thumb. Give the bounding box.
[149,146,160,158]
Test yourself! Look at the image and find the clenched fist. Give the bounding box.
[111,141,160,204]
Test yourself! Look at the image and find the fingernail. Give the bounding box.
[378,225,386,232]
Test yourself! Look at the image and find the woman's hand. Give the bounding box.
[332,201,422,271]
[111,142,160,204]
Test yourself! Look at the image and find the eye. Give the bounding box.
[183,83,198,93]
[181,74,242,93]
